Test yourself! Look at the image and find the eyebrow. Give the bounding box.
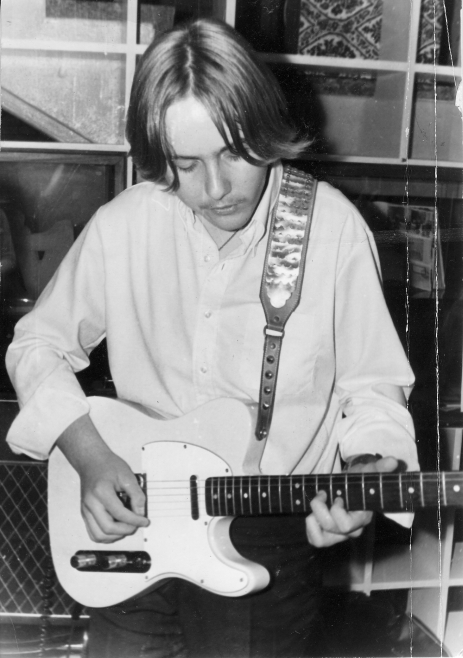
[171,146,231,161]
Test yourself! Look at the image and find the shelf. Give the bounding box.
[262,53,462,78]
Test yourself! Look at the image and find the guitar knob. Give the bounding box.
[71,553,98,569]
[102,554,129,570]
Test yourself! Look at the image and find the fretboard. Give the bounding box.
[205,472,463,517]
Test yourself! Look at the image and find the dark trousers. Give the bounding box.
[87,516,324,658]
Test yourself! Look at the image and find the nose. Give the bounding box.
[204,161,231,201]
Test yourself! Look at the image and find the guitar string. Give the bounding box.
[143,473,457,484]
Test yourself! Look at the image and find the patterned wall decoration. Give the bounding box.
[417,0,445,63]
[298,0,384,59]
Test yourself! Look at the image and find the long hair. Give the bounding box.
[126,18,310,189]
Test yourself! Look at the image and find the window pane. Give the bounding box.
[0,156,120,395]
[3,0,129,45]
[273,65,406,158]
[2,50,126,145]
[416,0,461,66]
[236,0,411,60]
[410,73,463,162]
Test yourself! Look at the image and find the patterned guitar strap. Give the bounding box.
[243,165,317,474]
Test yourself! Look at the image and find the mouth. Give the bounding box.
[209,202,242,215]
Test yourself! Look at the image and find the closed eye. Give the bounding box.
[176,161,198,173]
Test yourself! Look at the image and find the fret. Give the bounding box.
[332,474,346,506]
[224,477,228,515]
[232,476,236,516]
[364,473,383,510]
[214,477,220,516]
[402,473,419,510]
[361,473,366,510]
[278,476,282,513]
[302,476,307,512]
[258,478,262,515]
[290,475,294,513]
[293,477,303,511]
[443,472,447,507]
[329,476,333,506]
[419,473,425,508]
[315,473,319,495]
[218,477,223,516]
[344,472,349,510]
[248,477,253,514]
[268,477,272,514]
[399,472,404,509]
[240,477,244,515]
[379,473,384,510]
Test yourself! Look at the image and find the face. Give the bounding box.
[164,96,269,233]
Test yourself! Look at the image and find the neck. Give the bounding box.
[197,215,240,250]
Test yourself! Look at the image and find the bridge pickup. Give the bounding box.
[71,550,151,573]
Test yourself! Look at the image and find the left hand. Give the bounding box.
[305,456,398,548]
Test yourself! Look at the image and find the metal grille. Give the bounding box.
[0,461,76,616]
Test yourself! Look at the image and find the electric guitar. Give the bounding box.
[48,396,463,608]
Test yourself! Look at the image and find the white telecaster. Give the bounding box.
[48,396,463,608]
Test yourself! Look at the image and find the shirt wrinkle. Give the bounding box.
[5,163,419,482]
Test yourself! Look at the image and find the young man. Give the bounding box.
[6,18,418,658]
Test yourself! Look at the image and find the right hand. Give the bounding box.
[56,413,149,543]
[78,449,149,543]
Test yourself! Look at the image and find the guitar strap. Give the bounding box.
[244,165,317,474]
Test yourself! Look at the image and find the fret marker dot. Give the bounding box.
[295,483,300,489]
[369,488,375,495]
[408,487,415,494]
[336,490,342,496]
[454,485,461,492]
[244,493,248,498]
[213,494,218,499]
[227,494,232,499]
[296,500,301,505]
[262,492,267,498]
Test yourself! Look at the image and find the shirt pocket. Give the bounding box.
[239,306,321,398]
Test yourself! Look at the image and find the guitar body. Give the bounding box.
[49,396,463,609]
[48,397,269,608]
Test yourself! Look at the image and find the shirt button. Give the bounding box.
[200,366,208,374]
[204,254,211,263]
[204,311,212,318]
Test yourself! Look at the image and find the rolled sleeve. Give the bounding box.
[6,216,106,459]
[332,211,419,472]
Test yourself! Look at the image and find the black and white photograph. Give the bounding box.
[0,1,462,656]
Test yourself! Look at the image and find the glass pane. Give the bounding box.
[137,2,176,45]
[272,65,405,158]
[3,0,129,44]
[410,73,463,162]
[2,50,126,145]
[416,0,461,66]
[0,156,120,395]
[236,0,411,60]
[318,169,463,433]
[139,0,221,28]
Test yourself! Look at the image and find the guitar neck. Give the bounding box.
[205,472,463,517]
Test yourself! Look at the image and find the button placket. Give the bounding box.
[192,262,232,403]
